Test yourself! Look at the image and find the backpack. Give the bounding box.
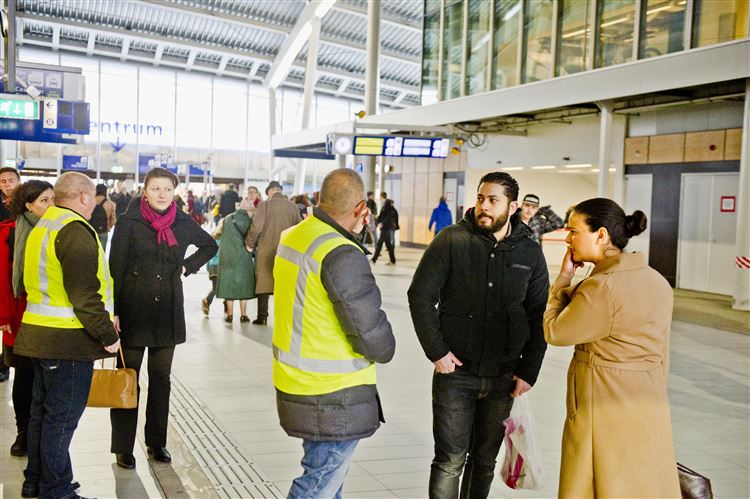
[90,201,108,233]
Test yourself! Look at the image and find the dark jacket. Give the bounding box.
[407,209,549,384]
[429,200,453,234]
[110,199,217,347]
[276,207,395,442]
[377,199,399,231]
[219,189,240,218]
[14,213,120,361]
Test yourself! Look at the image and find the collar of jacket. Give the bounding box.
[460,208,532,246]
[312,206,371,255]
[591,252,647,276]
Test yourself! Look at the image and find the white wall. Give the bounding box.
[628,101,744,136]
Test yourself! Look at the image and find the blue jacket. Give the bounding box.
[429,200,453,233]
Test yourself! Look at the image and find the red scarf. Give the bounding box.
[139,196,178,247]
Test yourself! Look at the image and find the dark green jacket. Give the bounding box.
[14,211,119,361]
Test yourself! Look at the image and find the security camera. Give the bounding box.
[26,85,42,100]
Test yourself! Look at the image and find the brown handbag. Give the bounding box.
[677,462,713,499]
[86,347,137,409]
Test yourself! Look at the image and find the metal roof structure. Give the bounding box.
[15,0,424,108]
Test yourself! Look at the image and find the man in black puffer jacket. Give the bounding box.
[408,171,549,499]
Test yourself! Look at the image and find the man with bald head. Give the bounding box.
[273,168,395,498]
[15,172,120,499]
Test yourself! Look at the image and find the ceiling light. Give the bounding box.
[531,165,556,170]
[564,163,592,168]
[501,167,524,171]
[608,168,616,172]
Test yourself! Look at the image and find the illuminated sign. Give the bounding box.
[0,95,39,120]
[350,135,450,158]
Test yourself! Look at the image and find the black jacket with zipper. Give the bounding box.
[407,208,549,384]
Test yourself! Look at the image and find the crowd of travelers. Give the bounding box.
[0,164,681,499]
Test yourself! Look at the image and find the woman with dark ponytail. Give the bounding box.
[543,198,680,498]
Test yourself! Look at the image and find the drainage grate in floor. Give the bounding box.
[169,377,283,499]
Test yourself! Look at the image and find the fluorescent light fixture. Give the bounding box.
[564,163,592,168]
[562,29,587,39]
[591,168,600,172]
[501,167,524,171]
[608,168,616,172]
[531,165,556,170]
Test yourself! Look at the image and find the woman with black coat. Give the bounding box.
[109,167,217,470]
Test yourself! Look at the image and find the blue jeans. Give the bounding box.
[429,369,515,499]
[24,359,93,499]
[287,439,359,499]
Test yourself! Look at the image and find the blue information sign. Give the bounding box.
[62,155,89,171]
[139,153,176,175]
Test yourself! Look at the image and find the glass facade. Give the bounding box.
[442,0,465,100]
[423,0,749,102]
[692,0,749,48]
[422,0,441,105]
[492,0,521,89]
[597,0,636,68]
[639,0,685,58]
[557,0,592,75]
[522,0,554,83]
[466,0,492,95]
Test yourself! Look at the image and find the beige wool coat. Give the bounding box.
[245,193,301,294]
[544,252,680,499]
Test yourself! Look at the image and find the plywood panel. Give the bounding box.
[724,128,742,160]
[684,130,725,162]
[648,133,684,164]
[624,136,649,164]
[401,172,415,209]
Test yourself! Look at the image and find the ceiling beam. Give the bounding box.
[86,32,96,56]
[51,26,60,51]
[330,3,422,33]
[153,44,164,66]
[186,49,196,70]
[120,39,130,61]
[17,14,418,103]
[217,54,228,75]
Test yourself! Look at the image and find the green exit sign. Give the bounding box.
[0,96,39,120]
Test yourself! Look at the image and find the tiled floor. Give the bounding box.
[2,246,749,498]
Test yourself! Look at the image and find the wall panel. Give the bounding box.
[648,133,684,163]
[684,130,725,162]
[624,136,649,164]
[724,128,742,160]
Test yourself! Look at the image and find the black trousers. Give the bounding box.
[257,293,270,320]
[13,364,34,432]
[110,345,175,454]
[372,229,396,263]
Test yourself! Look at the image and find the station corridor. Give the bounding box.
[2,248,748,499]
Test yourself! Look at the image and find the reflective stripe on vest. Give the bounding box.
[274,233,371,374]
[23,206,114,328]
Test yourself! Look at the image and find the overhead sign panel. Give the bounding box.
[335,134,452,158]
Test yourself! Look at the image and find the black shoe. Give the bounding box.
[0,369,9,382]
[10,431,27,456]
[252,318,267,325]
[115,453,136,469]
[147,446,171,463]
[21,481,79,498]
[224,315,233,323]
[240,315,250,323]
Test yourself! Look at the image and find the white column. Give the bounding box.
[611,114,627,204]
[597,101,614,197]
[362,0,381,190]
[295,15,321,195]
[268,87,277,181]
[733,78,750,311]
[135,66,141,186]
[96,59,102,182]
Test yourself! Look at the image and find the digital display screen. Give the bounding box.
[352,136,450,158]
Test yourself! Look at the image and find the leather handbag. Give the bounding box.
[677,462,713,499]
[86,348,137,409]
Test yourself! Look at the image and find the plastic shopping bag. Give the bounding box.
[499,393,544,490]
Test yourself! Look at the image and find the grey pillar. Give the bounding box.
[597,101,614,197]
[734,78,750,311]
[362,0,381,192]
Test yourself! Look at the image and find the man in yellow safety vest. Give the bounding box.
[14,172,120,499]
[273,168,395,498]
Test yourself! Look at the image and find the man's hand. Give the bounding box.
[434,352,463,374]
[246,244,254,252]
[113,316,121,334]
[511,375,531,397]
[104,339,121,353]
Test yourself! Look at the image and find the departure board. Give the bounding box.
[351,135,450,158]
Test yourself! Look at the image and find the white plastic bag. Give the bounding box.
[499,393,544,490]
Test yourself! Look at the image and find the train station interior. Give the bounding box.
[0,0,749,498]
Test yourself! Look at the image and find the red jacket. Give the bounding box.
[0,219,26,346]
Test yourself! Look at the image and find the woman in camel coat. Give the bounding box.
[544,198,680,499]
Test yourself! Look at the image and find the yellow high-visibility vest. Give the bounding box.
[273,215,376,396]
[22,205,113,329]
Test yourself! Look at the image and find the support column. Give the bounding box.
[295,15,321,195]
[135,66,141,185]
[2,0,17,168]
[268,87,277,181]
[362,0,381,191]
[596,100,614,197]
[733,78,750,311]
